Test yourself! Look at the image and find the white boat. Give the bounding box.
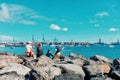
[0,44,5,47]
[50,44,56,47]
[86,45,90,47]
[109,45,114,48]
[70,45,74,47]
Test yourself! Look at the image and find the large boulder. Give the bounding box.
[113,58,120,66]
[66,59,84,67]
[54,74,84,80]
[83,65,103,78]
[23,56,54,71]
[90,76,112,80]
[55,64,85,79]
[0,63,31,76]
[49,66,61,79]
[109,65,120,79]
[0,55,23,68]
[29,69,48,80]
[37,55,55,65]
[23,55,59,80]
[83,60,97,66]
[69,53,85,60]
[98,63,111,74]
[29,66,61,80]
[110,71,120,79]
[19,55,35,62]
[90,55,112,64]
[24,55,54,69]
[0,72,25,80]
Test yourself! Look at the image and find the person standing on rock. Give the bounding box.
[25,41,34,58]
[36,42,44,58]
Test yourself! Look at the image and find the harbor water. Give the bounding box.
[0,45,120,59]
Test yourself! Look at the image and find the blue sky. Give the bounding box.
[0,0,120,43]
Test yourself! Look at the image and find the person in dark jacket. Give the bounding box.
[36,42,43,58]
[46,50,53,58]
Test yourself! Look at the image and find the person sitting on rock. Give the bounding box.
[25,41,34,58]
[53,49,61,59]
[36,42,44,58]
[46,50,53,58]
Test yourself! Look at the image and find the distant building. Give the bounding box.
[99,38,101,44]
[112,39,120,45]
[94,38,105,45]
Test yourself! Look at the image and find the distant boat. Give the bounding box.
[0,44,5,47]
[11,46,15,49]
[109,45,114,48]
[86,45,90,47]
[70,45,74,47]
[50,44,56,47]
[78,45,81,46]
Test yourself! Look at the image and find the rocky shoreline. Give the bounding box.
[0,52,120,80]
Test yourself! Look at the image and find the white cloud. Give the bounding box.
[0,35,13,41]
[0,3,10,22]
[19,20,37,25]
[96,12,109,17]
[62,27,68,31]
[0,3,36,24]
[50,24,61,30]
[109,28,119,32]
[0,3,55,25]
[94,24,100,27]
[50,24,68,31]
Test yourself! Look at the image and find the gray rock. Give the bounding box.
[83,60,97,66]
[113,58,120,66]
[23,55,61,80]
[0,71,25,80]
[49,66,61,79]
[83,65,103,77]
[69,53,85,60]
[0,55,23,68]
[29,69,46,80]
[90,55,112,64]
[24,55,54,69]
[0,63,31,76]
[90,77,112,80]
[29,66,61,80]
[54,74,84,80]
[36,55,55,66]
[66,59,84,67]
[55,64,85,79]
[20,55,35,62]
[110,70,120,80]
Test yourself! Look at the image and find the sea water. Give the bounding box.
[0,45,120,59]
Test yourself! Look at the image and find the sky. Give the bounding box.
[0,0,120,43]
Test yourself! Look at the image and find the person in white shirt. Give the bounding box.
[25,41,34,58]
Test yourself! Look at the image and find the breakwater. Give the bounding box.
[0,52,120,80]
